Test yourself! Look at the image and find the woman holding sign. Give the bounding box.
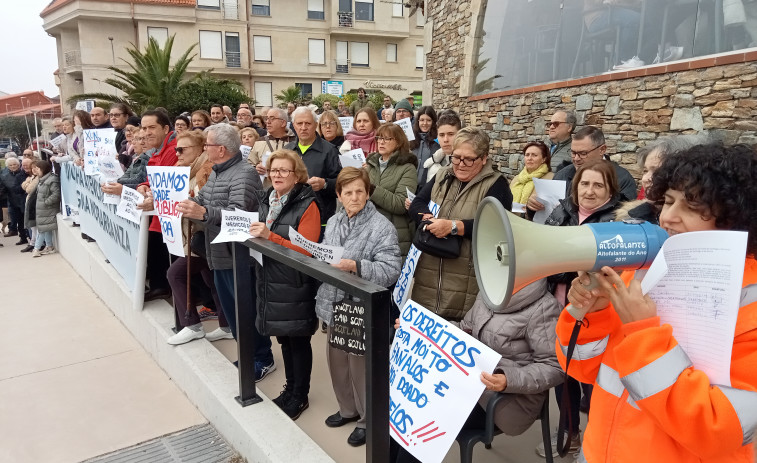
[560,143,757,463]
[316,167,402,447]
[249,149,322,421]
[340,108,379,155]
[364,123,418,259]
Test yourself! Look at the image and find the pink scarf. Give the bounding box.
[578,197,612,224]
[345,129,377,154]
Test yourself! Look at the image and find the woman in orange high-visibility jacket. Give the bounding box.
[556,142,757,463]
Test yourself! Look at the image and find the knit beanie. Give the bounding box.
[394,99,413,113]
[126,116,141,127]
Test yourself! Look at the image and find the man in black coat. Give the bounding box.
[0,157,29,244]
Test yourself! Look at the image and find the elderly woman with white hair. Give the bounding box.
[286,106,343,224]
[0,156,29,244]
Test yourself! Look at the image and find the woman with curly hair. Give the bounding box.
[560,142,757,463]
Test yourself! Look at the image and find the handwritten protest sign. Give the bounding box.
[147,166,190,257]
[240,145,252,161]
[406,187,416,202]
[390,300,500,463]
[339,117,354,133]
[329,300,366,355]
[99,156,124,205]
[393,201,440,309]
[211,209,259,243]
[116,186,144,224]
[51,133,67,151]
[83,128,117,176]
[288,226,344,264]
[339,148,366,169]
[395,118,415,142]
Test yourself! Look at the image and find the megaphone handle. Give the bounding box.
[565,272,599,321]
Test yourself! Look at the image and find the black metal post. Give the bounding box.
[233,241,262,406]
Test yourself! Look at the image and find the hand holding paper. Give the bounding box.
[532,178,566,224]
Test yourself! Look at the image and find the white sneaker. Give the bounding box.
[612,56,645,70]
[535,430,581,458]
[167,327,205,345]
[40,246,57,255]
[32,249,42,258]
[205,327,234,342]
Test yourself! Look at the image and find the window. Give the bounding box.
[355,0,373,21]
[197,0,220,8]
[352,42,369,67]
[336,41,349,73]
[386,43,397,62]
[199,30,223,60]
[415,1,425,26]
[392,1,403,17]
[251,0,270,16]
[225,33,241,68]
[254,82,273,107]
[147,27,168,46]
[295,83,313,99]
[253,35,272,62]
[308,39,326,65]
[308,0,325,20]
[338,0,351,12]
[415,45,424,69]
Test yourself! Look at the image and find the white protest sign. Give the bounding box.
[390,300,500,463]
[260,151,272,184]
[211,209,259,243]
[393,201,440,309]
[147,166,191,256]
[406,188,416,202]
[339,117,354,133]
[158,215,185,257]
[395,118,415,142]
[288,226,343,264]
[240,145,252,161]
[51,133,67,151]
[532,178,566,224]
[339,148,366,169]
[83,128,118,176]
[116,186,144,224]
[99,156,125,205]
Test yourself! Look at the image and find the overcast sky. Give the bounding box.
[0,0,60,97]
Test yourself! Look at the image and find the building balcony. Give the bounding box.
[63,50,82,76]
[226,51,241,68]
[334,59,350,74]
[331,11,410,38]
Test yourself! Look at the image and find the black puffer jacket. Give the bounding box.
[255,183,321,336]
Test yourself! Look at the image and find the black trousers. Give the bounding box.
[277,335,313,398]
[146,230,170,291]
[167,256,227,328]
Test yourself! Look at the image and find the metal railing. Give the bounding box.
[335,59,350,74]
[220,236,391,462]
[338,11,354,27]
[226,51,241,68]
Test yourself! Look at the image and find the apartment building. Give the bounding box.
[41,0,426,110]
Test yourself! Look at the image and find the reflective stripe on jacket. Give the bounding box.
[556,258,757,462]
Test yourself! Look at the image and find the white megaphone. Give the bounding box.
[472,197,668,319]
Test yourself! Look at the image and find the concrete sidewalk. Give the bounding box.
[0,234,207,463]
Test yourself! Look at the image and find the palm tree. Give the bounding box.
[67,35,197,113]
[275,85,304,106]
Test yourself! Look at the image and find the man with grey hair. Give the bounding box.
[249,107,296,185]
[176,124,275,380]
[0,156,29,244]
[547,110,576,173]
[286,106,342,223]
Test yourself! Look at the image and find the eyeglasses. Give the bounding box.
[450,156,481,167]
[268,168,293,177]
[265,116,283,122]
[203,143,222,149]
[375,136,395,143]
[175,146,198,154]
[547,121,567,128]
[570,144,604,159]
[109,112,124,118]
[321,121,337,127]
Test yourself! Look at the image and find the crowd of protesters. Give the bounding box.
[2,89,755,462]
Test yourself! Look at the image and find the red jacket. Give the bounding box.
[141,131,178,232]
[556,258,757,463]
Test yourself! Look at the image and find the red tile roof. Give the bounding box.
[41,0,196,18]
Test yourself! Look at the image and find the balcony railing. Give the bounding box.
[338,11,353,27]
[335,59,350,74]
[226,51,241,68]
[64,50,81,68]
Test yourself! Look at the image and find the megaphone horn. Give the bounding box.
[472,197,668,312]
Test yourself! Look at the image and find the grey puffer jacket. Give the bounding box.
[315,200,402,324]
[191,153,263,270]
[117,150,153,189]
[459,279,562,436]
[35,173,61,233]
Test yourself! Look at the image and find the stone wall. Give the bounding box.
[427,1,757,179]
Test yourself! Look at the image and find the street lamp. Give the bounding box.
[108,37,115,64]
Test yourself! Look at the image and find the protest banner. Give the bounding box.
[82,128,118,176]
[339,148,366,169]
[240,144,252,161]
[395,118,415,141]
[212,209,259,243]
[329,300,366,355]
[59,161,147,295]
[116,186,144,224]
[147,166,190,257]
[390,300,500,463]
[288,226,344,264]
[393,201,440,309]
[339,117,354,133]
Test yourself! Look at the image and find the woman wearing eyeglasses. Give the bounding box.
[340,108,379,155]
[364,123,417,259]
[248,149,322,421]
[510,141,553,215]
[317,110,345,149]
[408,127,513,322]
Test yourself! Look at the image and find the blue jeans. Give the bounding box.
[213,268,273,365]
[588,7,641,62]
[35,230,54,249]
